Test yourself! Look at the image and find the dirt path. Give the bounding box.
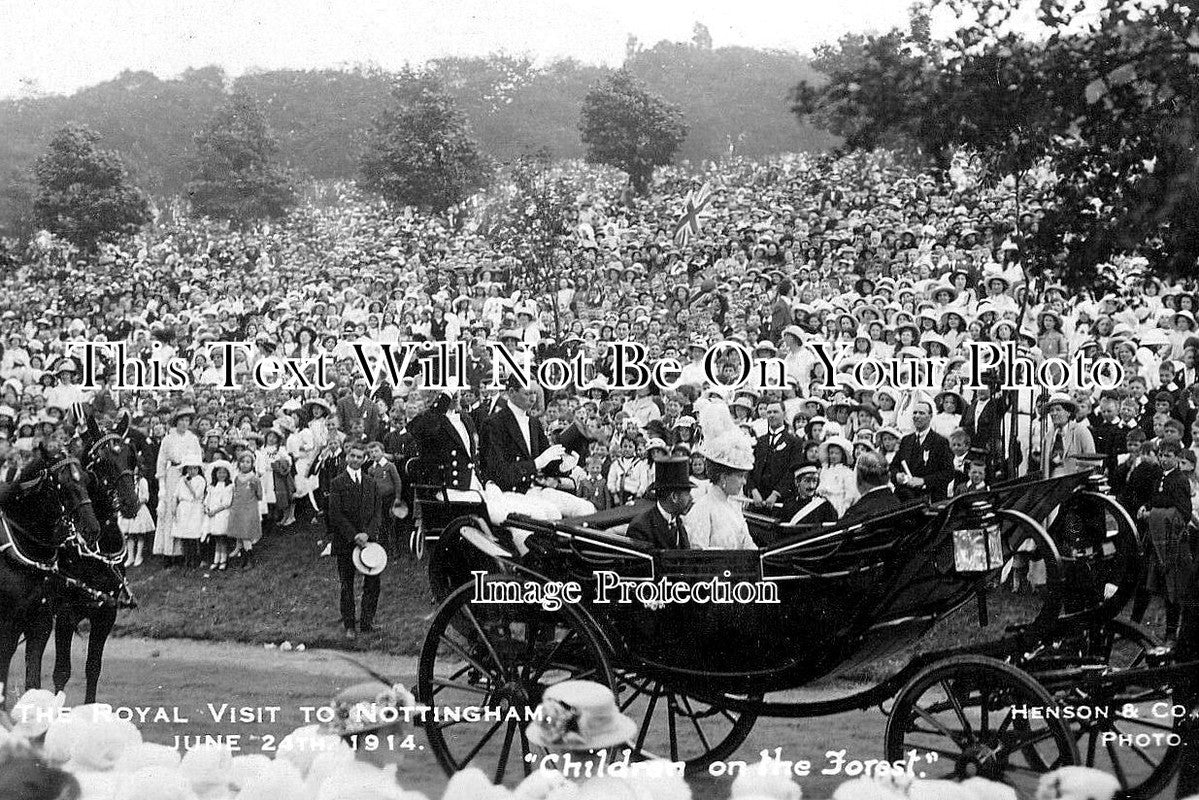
[12,634,891,799]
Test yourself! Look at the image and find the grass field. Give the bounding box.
[115,520,437,654]
[114,520,1108,673]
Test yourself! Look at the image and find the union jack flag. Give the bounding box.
[672,182,712,248]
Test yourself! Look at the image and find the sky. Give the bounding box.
[0,0,957,99]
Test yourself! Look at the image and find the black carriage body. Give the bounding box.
[486,493,1037,696]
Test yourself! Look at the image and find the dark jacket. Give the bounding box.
[481,406,556,492]
[410,408,479,491]
[627,505,689,549]
[748,429,803,502]
[1148,467,1192,518]
[779,494,839,525]
[839,486,902,526]
[369,458,402,500]
[336,392,382,442]
[890,428,955,501]
[961,395,1007,457]
[327,469,380,554]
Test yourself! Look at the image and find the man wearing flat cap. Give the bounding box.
[627,457,694,549]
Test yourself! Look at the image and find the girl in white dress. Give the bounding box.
[118,465,155,568]
[173,460,207,569]
[204,461,234,571]
[817,437,858,516]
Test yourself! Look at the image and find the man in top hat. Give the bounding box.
[627,457,695,549]
[780,462,839,526]
[1039,393,1096,479]
[480,378,596,519]
[409,389,480,493]
[748,401,803,515]
[327,441,382,639]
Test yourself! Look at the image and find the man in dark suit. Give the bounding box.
[748,401,803,515]
[842,452,902,526]
[337,377,382,444]
[779,462,838,525]
[410,390,481,491]
[367,440,403,556]
[960,384,1007,480]
[890,400,954,501]
[627,457,695,549]
[481,379,595,518]
[327,441,382,639]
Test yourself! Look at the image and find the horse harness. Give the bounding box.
[0,454,134,608]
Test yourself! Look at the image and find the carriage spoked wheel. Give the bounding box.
[885,655,1079,798]
[1049,620,1183,800]
[615,670,761,775]
[417,577,616,784]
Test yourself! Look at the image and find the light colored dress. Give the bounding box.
[117,477,155,535]
[154,429,202,555]
[172,475,207,541]
[818,463,859,517]
[684,482,756,550]
[203,482,232,539]
[288,428,318,498]
[227,472,263,545]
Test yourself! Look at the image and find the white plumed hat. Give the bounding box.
[698,400,755,471]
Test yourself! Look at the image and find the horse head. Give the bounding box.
[78,410,140,521]
[35,442,101,539]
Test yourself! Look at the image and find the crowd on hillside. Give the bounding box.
[0,150,1197,630]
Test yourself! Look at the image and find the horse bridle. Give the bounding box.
[73,433,138,607]
[39,455,94,520]
[83,432,136,500]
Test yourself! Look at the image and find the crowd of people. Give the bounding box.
[0,148,1197,639]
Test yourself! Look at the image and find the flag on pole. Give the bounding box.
[672,183,712,248]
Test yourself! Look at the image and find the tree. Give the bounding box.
[489,151,574,336]
[32,124,150,250]
[187,90,296,223]
[792,0,1199,286]
[692,23,713,51]
[579,70,687,194]
[359,69,492,212]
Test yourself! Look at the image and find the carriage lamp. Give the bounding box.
[952,497,1004,572]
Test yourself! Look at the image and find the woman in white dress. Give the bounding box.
[154,406,202,563]
[685,402,757,550]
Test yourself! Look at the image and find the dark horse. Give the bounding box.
[0,443,100,707]
[47,413,140,703]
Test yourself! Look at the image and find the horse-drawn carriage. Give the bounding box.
[413,468,1197,798]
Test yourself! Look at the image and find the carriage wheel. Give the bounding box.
[885,655,1078,798]
[418,577,615,784]
[615,670,760,775]
[1061,621,1182,800]
[427,515,496,606]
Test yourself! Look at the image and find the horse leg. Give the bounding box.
[84,607,116,704]
[23,600,54,692]
[0,619,17,710]
[52,606,76,695]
